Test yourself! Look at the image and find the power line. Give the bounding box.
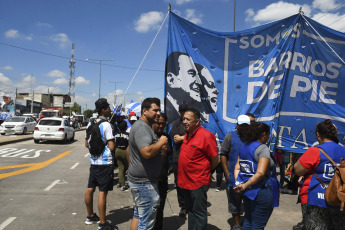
[0,42,164,73]
[315,0,345,21]
[326,13,345,27]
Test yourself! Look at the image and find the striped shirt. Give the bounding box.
[86,117,115,165]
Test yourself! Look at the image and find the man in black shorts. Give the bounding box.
[84,98,117,230]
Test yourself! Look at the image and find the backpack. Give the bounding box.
[314,148,345,211]
[86,119,107,157]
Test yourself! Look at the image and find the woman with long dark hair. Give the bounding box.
[234,122,279,229]
[294,119,345,230]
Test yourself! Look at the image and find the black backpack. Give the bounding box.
[86,119,107,157]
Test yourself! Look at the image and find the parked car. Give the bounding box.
[33,118,75,144]
[0,116,37,135]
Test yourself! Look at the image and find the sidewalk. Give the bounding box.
[107,171,302,230]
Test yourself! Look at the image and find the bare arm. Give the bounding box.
[234,157,240,181]
[211,155,220,170]
[220,155,229,180]
[85,140,89,148]
[139,135,168,159]
[107,139,115,152]
[235,157,270,192]
[173,134,184,143]
[126,146,130,164]
[294,161,310,176]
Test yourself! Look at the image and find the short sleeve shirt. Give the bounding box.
[127,119,161,183]
[178,126,218,190]
[298,147,321,205]
[86,117,115,165]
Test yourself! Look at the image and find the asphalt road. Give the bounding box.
[0,131,302,230]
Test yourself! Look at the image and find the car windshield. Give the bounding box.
[6,117,25,122]
[39,120,62,126]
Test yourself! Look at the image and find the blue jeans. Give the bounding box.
[242,181,274,230]
[129,181,160,230]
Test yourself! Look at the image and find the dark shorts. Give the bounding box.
[226,186,244,214]
[87,165,114,192]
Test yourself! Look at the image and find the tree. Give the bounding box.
[83,109,93,119]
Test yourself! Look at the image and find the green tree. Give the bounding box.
[83,109,93,119]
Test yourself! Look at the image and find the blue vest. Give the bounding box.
[227,130,244,187]
[307,142,345,208]
[236,141,279,207]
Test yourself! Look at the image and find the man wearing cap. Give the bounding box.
[220,114,254,230]
[127,97,168,230]
[170,103,188,217]
[84,98,117,230]
[178,108,219,230]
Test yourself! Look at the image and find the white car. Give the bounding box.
[33,118,75,144]
[0,116,37,135]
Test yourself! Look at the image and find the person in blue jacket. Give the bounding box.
[234,122,279,230]
[294,119,345,230]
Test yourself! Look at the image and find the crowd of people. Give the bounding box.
[83,97,345,230]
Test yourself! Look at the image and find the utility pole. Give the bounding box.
[31,91,34,113]
[233,0,236,32]
[14,88,17,115]
[106,80,122,106]
[68,43,76,103]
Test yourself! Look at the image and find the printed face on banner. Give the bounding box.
[166,52,218,123]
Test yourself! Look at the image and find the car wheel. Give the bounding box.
[1,133,5,135]
[70,132,75,141]
[34,139,40,144]
[22,127,27,135]
[62,134,67,144]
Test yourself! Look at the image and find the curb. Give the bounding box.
[0,128,86,146]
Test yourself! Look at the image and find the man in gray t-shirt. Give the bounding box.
[127,97,168,230]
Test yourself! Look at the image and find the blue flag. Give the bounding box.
[165,12,345,153]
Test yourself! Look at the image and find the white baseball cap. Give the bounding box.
[237,115,250,125]
[130,116,137,121]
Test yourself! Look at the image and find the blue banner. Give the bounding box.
[165,12,345,153]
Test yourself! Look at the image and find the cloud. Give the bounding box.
[185,9,203,24]
[134,11,164,33]
[1,66,13,70]
[34,85,62,94]
[175,0,193,5]
[75,95,92,104]
[22,74,36,85]
[137,91,143,95]
[37,22,52,28]
[50,33,71,48]
[245,1,311,24]
[313,12,345,31]
[75,76,90,85]
[0,73,11,85]
[92,93,97,97]
[4,29,32,40]
[312,0,337,12]
[46,70,67,78]
[53,78,68,85]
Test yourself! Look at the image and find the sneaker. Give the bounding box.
[98,222,118,230]
[85,213,100,225]
[215,187,220,192]
[179,208,187,217]
[231,224,242,230]
[121,185,129,191]
[293,222,305,230]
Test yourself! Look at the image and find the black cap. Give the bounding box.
[179,104,188,112]
[94,98,110,113]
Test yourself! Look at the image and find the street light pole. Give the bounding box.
[86,58,115,99]
[106,80,122,106]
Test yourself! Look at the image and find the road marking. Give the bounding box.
[84,153,89,157]
[44,180,60,191]
[70,163,79,169]
[0,217,17,230]
[0,150,72,179]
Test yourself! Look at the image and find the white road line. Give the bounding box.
[44,180,60,191]
[70,163,79,169]
[84,153,90,157]
[0,217,17,230]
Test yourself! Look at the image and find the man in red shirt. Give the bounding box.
[178,108,219,230]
